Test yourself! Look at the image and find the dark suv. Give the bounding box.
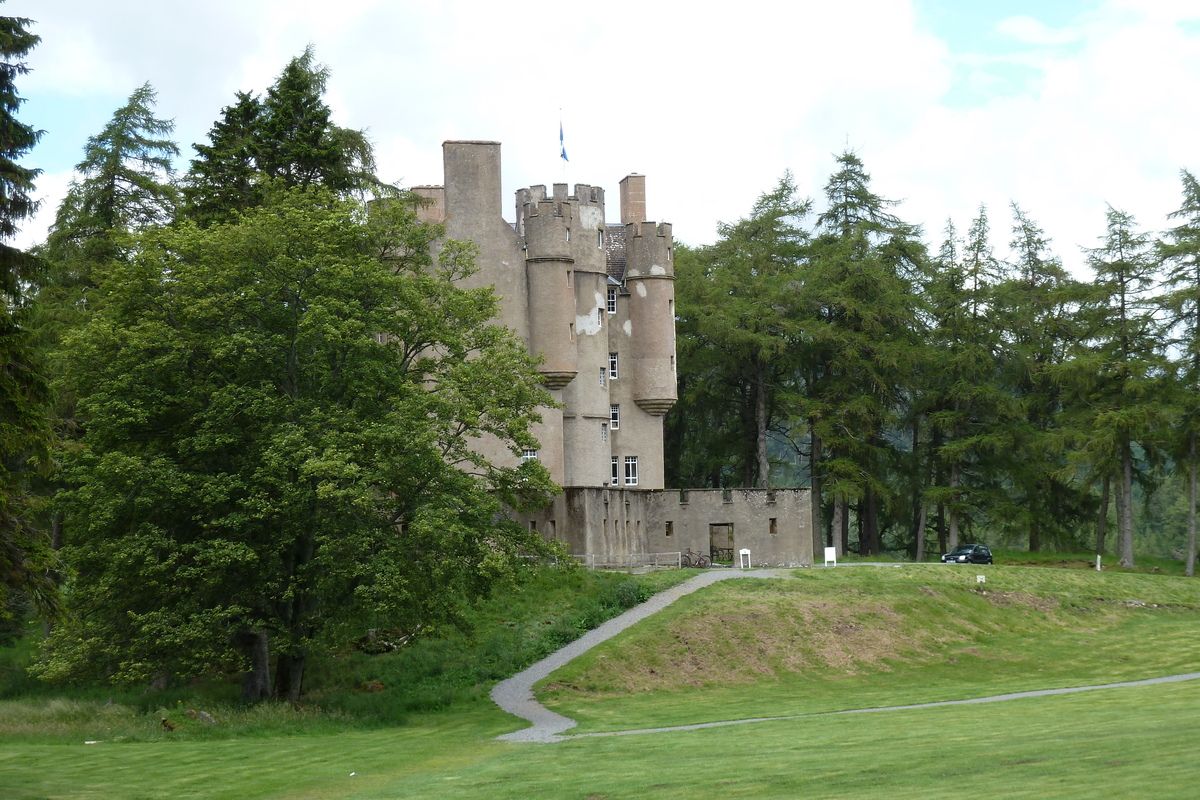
[941,544,993,564]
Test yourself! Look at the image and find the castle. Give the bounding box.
[413,141,812,567]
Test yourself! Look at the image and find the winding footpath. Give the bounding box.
[489,568,1200,743]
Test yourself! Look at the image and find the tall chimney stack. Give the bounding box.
[619,174,646,224]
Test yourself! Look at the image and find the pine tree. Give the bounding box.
[183,47,382,226]
[0,7,57,624]
[182,91,263,227]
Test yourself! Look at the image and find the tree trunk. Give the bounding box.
[274,649,307,703]
[831,496,845,557]
[810,429,824,560]
[1097,475,1110,555]
[948,461,960,549]
[755,371,769,489]
[237,628,272,701]
[935,503,946,554]
[840,500,850,555]
[1119,442,1135,568]
[862,489,880,556]
[1188,433,1196,578]
[914,499,929,563]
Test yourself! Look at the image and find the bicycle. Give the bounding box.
[680,548,711,569]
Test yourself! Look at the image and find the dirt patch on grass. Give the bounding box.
[980,590,1059,613]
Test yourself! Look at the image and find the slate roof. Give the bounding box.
[605,224,627,281]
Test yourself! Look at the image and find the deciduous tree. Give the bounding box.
[39,188,557,700]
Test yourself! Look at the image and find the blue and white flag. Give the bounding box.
[559,121,568,162]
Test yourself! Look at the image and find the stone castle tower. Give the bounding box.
[410,140,811,567]
[412,140,677,490]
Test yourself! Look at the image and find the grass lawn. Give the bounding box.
[5,680,1198,799]
[3,563,1199,799]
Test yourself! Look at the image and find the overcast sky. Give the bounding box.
[12,0,1200,276]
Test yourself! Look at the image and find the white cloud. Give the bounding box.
[995,16,1083,46]
[11,0,1200,280]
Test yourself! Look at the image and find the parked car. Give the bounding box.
[941,544,993,564]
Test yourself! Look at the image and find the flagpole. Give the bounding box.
[559,109,568,183]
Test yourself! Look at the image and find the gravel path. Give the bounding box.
[490,568,784,742]
[490,568,1200,743]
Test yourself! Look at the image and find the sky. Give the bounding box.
[11,0,1200,277]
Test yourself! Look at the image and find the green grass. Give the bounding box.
[0,566,691,741]
[538,565,1200,732]
[3,680,1198,799]
[2,561,1200,799]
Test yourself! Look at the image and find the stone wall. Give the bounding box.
[514,487,813,567]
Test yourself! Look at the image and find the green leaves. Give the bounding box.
[44,187,556,694]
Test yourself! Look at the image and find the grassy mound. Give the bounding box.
[539,565,1200,732]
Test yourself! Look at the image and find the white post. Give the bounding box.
[1096,554,1102,571]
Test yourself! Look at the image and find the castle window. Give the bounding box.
[529,520,537,532]
[624,456,639,486]
[611,457,619,486]
[610,405,620,430]
[598,229,604,248]
[601,422,608,443]
[566,228,571,242]
[665,520,674,537]
[607,288,617,314]
[609,353,618,379]
[599,367,605,387]
[770,517,778,535]
[567,270,572,286]
[667,246,672,261]
[522,449,539,463]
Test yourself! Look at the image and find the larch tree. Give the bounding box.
[667,175,810,490]
[1077,206,1165,568]
[804,152,925,556]
[1160,170,1200,577]
[992,204,1090,552]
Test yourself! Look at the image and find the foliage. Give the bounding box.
[42,82,178,269]
[183,46,383,227]
[666,174,810,488]
[0,7,56,627]
[37,187,558,700]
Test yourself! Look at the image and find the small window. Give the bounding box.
[624,456,638,486]
[611,457,619,486]
[665,520,674,537]
[599,367,606,387]
[607,288,617,314]
[565,228,571,242]
[522,449,539,463]
[601,422,608,443]
[529,520,537,532]
[610,405,620,430]
[598,229,604,248]
[567,270,572,285]
[667,246,672,261]
[769,517,778,535]
[609,353,618,379]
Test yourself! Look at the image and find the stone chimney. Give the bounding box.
[619,174,646,224]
